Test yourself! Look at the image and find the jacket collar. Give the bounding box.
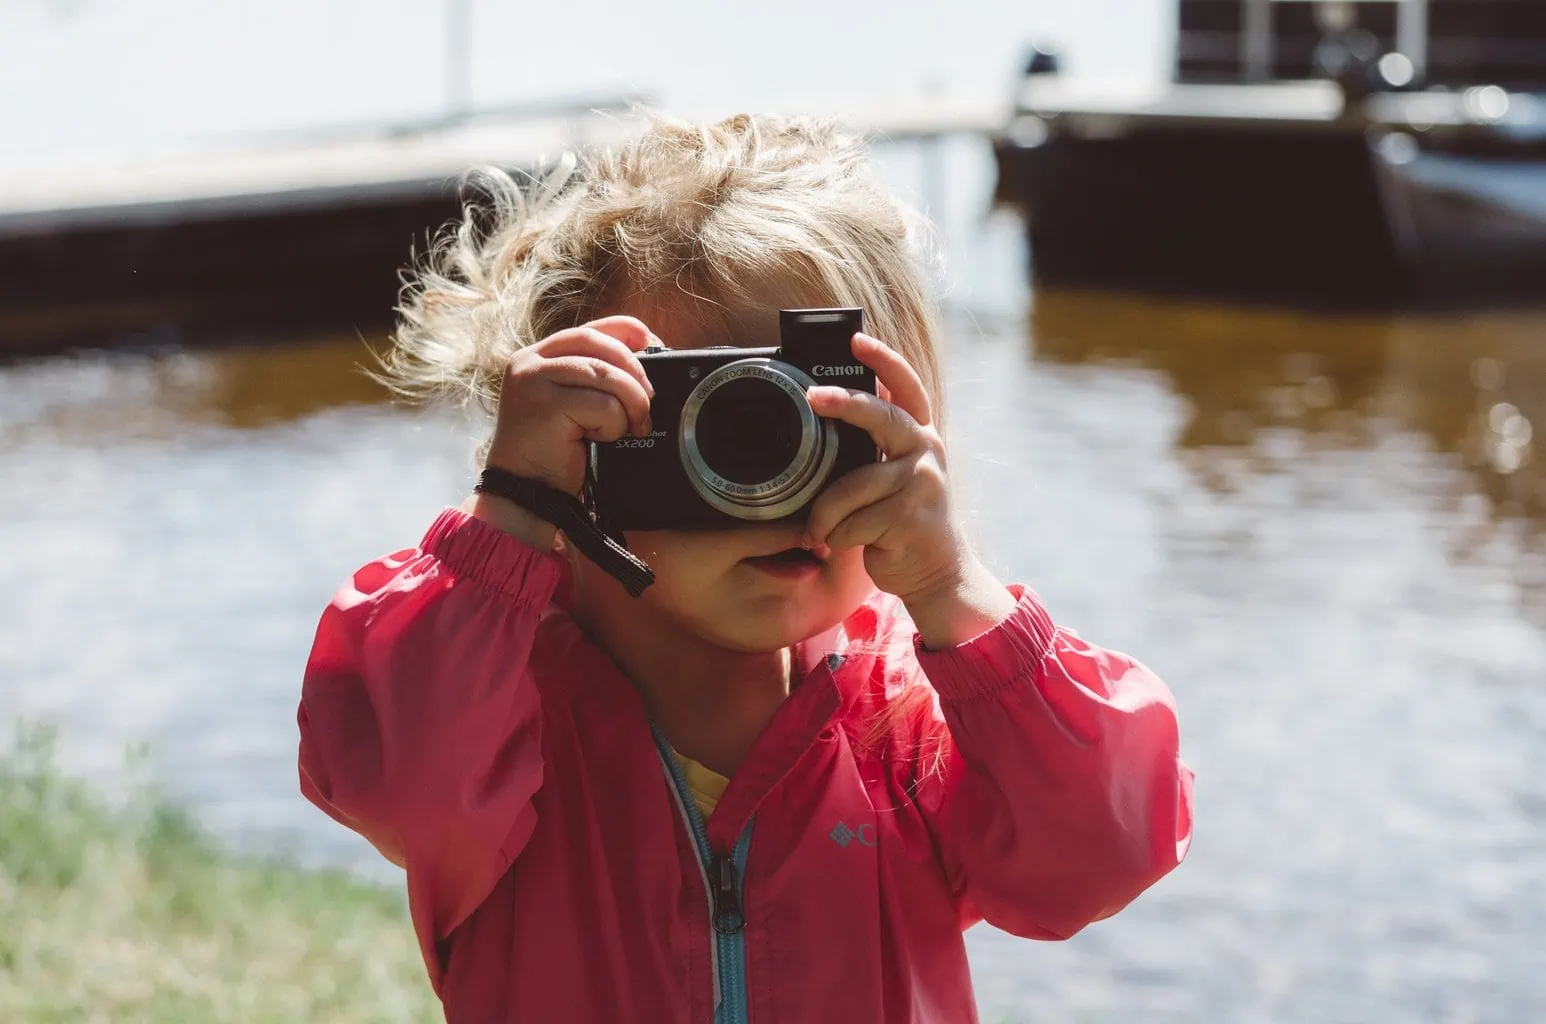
[704,651,843,852]
[705,595,887,850]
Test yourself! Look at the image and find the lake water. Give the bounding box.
[3,124,1546,1024]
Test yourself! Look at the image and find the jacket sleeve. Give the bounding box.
[297,507,562,982]
[910,585,1194,940]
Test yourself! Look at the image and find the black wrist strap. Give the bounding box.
[474,467,655,597]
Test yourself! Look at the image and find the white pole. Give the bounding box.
[446,0,472,121]
[1396,0,1429,82]
[1242,0,1274,82]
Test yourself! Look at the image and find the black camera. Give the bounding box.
[589,308,878,531]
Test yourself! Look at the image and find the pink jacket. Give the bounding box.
[298,509,1194,1023]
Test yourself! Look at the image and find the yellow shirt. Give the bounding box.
[673,750,730,820]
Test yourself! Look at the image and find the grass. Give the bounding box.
[0,723,439,1023]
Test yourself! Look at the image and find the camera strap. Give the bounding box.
[474,467,656,597]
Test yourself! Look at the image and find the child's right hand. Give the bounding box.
[470,317,657,549]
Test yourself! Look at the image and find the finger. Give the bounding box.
[803,458,913,547]
[552,383,632,443]
[532,327,655,399]
[851,333,932,427]
[806,385,927,459]
[824,490,910,553]
[581,316,660,353]
[537,356,654,436]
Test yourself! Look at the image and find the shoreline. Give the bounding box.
[1,723,437,1022]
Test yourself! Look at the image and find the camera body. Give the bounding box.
[590,308,878,531]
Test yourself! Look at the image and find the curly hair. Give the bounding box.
[380,111,947,437]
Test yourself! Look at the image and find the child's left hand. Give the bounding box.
[804,333,1018,648]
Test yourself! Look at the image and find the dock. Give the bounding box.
[0,95,1006,355]
[1007,76,1546,135]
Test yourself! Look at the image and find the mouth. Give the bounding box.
[741,546,827,577]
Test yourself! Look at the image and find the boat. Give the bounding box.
[993,0,1546,308]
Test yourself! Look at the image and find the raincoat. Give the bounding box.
[299,508,1194,1022]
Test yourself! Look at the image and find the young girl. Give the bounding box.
[298,113,1194,1023]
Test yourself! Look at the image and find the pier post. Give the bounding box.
[446,0,473,122]
[1396,0,1429,82]
[1243,0,1274,81]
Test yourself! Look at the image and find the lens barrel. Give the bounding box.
[679,358,838,521]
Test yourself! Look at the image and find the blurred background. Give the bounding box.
[3,1,1545,1021]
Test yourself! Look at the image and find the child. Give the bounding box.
[298,113,1194,1023]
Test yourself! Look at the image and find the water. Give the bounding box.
[4,124,1546,1024]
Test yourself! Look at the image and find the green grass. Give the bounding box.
[0,723,439,1023]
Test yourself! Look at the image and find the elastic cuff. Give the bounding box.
[916,585,1059,701]
[421,508,564,604]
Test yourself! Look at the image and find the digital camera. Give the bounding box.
[590,308,878,531]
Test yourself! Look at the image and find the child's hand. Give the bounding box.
[471,317,656,550]
[485,316,658,496]
[804,333,1016,648]
[802,333,962,600]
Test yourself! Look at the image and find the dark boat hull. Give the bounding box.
[1378,152,1546,303]
[997,124,1410,307]
[995,123,1546,309]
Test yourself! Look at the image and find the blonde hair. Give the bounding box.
[381,111,950,761]
[380,111,946,433]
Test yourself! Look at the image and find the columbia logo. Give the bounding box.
[828,820,876,848]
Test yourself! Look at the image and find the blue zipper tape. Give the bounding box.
[650,725,753,1024]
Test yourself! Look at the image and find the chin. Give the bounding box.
[704,616,832,654]
[705,575,870,652]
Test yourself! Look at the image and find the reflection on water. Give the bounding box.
[3,290,1546,1022]
[0,333,394,441]
[1032,291,1546,626]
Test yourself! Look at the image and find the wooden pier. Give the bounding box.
[0,96,1006,355]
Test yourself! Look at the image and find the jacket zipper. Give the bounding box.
[651,726,753,1024]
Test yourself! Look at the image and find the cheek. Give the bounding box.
[825,547,874,599]
[624,531,738,582]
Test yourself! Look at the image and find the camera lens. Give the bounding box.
[693,378,804,485]
[679,359,839,521]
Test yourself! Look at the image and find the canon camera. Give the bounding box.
[590,308,879,531]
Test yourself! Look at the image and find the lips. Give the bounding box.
[744,547,824,567]
[741,546,827,576]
